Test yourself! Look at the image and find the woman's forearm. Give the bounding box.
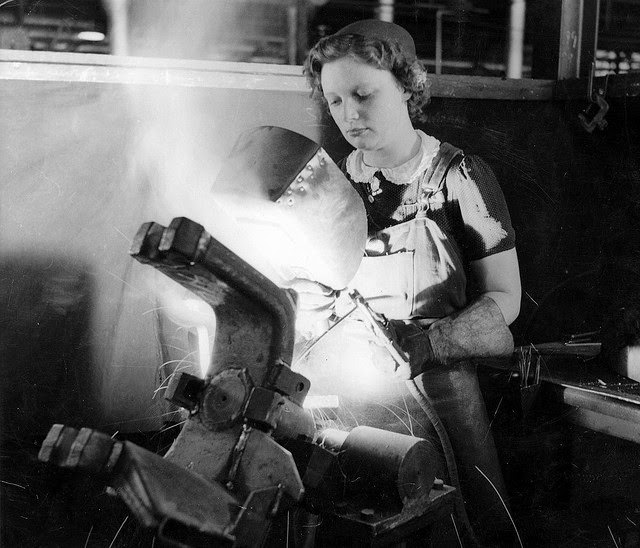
[471,248,522,326]
[480,289,521,326]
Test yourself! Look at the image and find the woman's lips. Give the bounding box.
[347,128,368,137]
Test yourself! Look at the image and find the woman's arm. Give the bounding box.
[390,247,520,379]
[470,247,521,326]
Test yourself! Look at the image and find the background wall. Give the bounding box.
[0,54,322,435]
[321,86,640,346]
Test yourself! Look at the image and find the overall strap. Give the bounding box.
[426,142,464,193]
[414,142,464,218]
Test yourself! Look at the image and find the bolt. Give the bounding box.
[360,508,375,520]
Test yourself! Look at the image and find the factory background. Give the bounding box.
[2,1,640,547]
[1,0,639,75]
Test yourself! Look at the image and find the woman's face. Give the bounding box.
[321,56,411,154]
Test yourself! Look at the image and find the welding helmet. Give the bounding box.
[212,126,367,290]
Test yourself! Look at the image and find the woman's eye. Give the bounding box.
[328,98,341,107]
[355,93,370,101]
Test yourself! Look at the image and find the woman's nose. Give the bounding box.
[342,100,359,121]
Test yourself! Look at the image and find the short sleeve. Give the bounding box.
[448,155,516,260]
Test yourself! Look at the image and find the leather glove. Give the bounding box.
[389,296,514,379]
[427,296,514,366]
[387,320,436,379]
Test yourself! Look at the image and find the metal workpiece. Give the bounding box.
[243,386,287,431]
[165,371,206,412]
[266,359,311,407]
[39,424,123,475]
[38,213,448,545]
[317,427,349,453]
[242,385,317,442]
[38,421,302,547]
[130,217,313,431]
[163,419,245,483]
[167,367,315,441]
[130,216,298,380]
[322,426,439,504]
[128,216,311,540]
[270,397,315,442]
[300,444,341,492]
[38,424,239,545]
[225,426,305,502]
[200,369,253,431]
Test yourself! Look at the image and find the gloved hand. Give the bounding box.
[427,296,514,366]
[386,320,436,379]
[285,278,336,341]
[387,296,514,378]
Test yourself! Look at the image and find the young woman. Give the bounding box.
[303,19,521,545]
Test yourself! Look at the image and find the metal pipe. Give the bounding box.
[435,9,444,75]
[506,0,526,78]
[552,385,640,425]
[558,0,584,79]
[104,0,129,56]
[376,0,395,23]
[287,3,298,65]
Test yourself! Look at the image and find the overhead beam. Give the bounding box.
[0,49,557,100]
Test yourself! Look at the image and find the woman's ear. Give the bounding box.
[402,89,412,102]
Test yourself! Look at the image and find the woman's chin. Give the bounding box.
[344,133,375,150]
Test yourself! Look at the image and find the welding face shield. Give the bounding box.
[211,126,367,291]
[152,126,366,381]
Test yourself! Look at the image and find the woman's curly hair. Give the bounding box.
[303,33,430,122]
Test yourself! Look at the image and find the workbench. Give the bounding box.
[486,344,640,445]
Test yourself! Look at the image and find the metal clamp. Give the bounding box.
[579,63,610,133]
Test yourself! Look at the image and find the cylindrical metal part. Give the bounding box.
[376,0,395,23]
[506,0,526,78]
[287,4,298,65]
[273,401,316,443]
[322,426,437,502]
[558,0,584,79]
[200,369,250,431]
[104,0,129,56]
[435,10,444,75]
[317,428,349,453]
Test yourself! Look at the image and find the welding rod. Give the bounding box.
[347,289,411,371]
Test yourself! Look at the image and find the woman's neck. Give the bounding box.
[362,127,421,169]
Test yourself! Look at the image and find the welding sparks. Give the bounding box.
[524,291,539,307]
[108,516,129,548]
[83,525,94,548]
[112,225,133,244]
[475,465,523,548]
[0,480,26,489]
[608,525,620,548]
[450,513,463,547]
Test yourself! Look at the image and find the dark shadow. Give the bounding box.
[0,254,98,440]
